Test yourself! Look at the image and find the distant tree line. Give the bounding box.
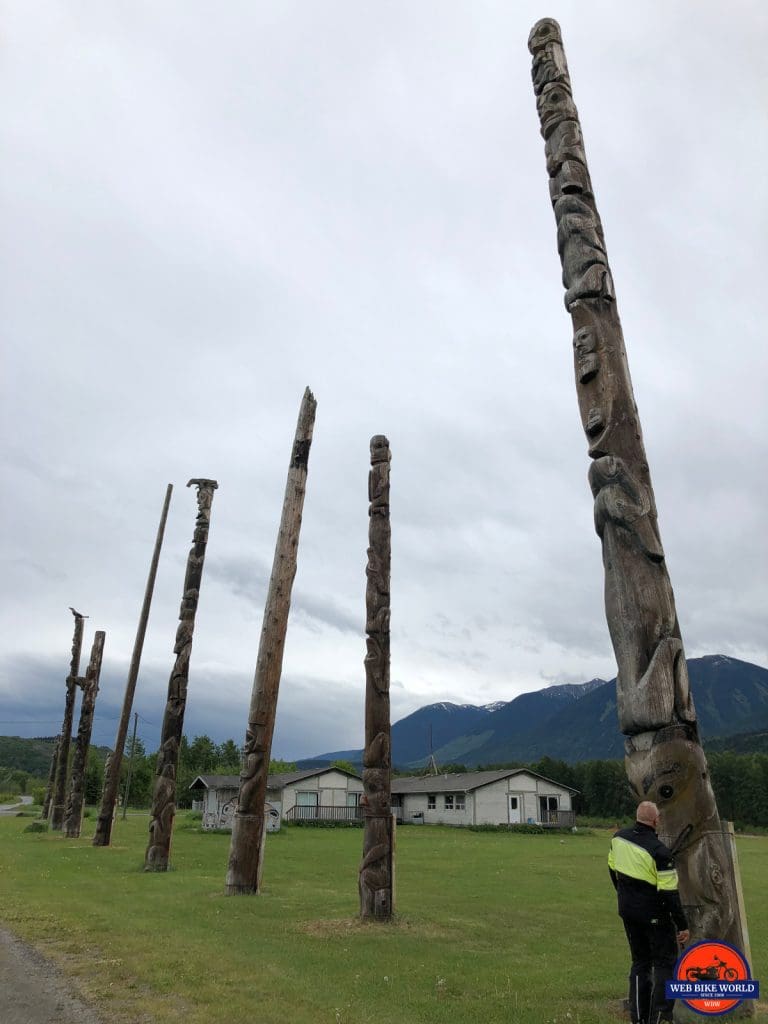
[476,754,768,829]
[77,735,300,810]
[4,733,768,828]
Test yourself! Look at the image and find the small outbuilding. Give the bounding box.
[189,766,364,830]
[391,768,577,827]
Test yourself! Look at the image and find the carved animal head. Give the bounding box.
[528,18,562,54]
[625,730,719,841]
[537,81,578,138]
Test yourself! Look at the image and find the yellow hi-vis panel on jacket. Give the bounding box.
[608,836,678,892]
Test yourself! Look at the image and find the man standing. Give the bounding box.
[608,801,690,1024]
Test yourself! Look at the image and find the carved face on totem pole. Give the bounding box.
[537,82,579,139]
[362,767,390,817]
[527,17,562,54]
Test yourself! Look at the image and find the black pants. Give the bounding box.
[622,916,679,1024]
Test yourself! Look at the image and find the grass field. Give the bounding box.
[0,813,765,1024]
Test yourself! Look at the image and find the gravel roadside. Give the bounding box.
[0,926,104,1024]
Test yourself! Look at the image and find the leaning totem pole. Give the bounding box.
[144,479,218,871]
[94,483,173,847]
[50,610,86,831]
[40,735,60,820]
[359,436,393,921]
[226,387,316,895]
[64,630,105,838]
[528,18,748,952]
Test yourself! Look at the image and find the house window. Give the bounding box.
[346,793,361,807]
[455,793,466,811]
[296,791,318,819]
[427,794,436,809]
[444,794,454,810]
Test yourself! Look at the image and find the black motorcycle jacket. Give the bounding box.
[608,821,688,930]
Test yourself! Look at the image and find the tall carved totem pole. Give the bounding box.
[528,19,748,951]
[50,610,86,831]
[359,435,393,921]
[144,478,218,871]
[226,388,316,895]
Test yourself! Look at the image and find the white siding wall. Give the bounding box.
[399,774,573,827]
[281,772,364,817]
[401,791,473,826]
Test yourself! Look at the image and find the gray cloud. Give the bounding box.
[206,555,362,635]
[1,3,765,758]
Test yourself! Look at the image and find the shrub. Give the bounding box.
[467,823,546,834]
[289,819,363,829]
[31,787,46,805]
[23,821,48,833]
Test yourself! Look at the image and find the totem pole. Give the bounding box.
[94,484,173,847]
[528,19,749,954]
[144,479,218,871]
[359,436,393,921]
[226,387,316,895]
[40,735,60,820]
[64,631,106,838]
[50,610,86,831]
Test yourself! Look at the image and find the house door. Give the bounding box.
[508,795,522,824]
[539,795,558,824]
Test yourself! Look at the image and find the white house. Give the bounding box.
[391,768,577,827]
[189,766,364,830]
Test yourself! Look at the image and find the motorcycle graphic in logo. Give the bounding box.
[667,940,759,1015]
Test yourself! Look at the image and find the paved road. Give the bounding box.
[0,795,33,814]
[0,928,104,1024]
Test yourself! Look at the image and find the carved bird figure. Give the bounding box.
[69,607,88,618]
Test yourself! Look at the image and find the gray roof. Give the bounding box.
[391,768,578,795]
[189,765,362,792]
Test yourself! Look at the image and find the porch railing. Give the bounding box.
[539,809,575,827]
[285,804,363,822]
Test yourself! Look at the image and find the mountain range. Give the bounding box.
[300,655,768,768]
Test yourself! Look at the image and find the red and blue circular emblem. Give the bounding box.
[669,940,756,1015]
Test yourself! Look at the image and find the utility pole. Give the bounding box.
[144,478,218,871]
[94,484,173,846]
[226,388,316,895]
[122,712,139,821]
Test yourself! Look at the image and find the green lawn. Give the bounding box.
[0,814,764,1024]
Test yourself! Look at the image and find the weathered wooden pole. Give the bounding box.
[50,610,86,831]
[528,18,749,953]
[122,711,139,821]
[226,387,317,895]
[64,631,105,838]
[40,735,60,820]
[359,435,393,921]
[94,483,173,847]
[144,479,218,871]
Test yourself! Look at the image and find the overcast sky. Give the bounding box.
[1,2,766,760]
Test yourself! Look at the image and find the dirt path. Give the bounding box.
[0,927,104,1024]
